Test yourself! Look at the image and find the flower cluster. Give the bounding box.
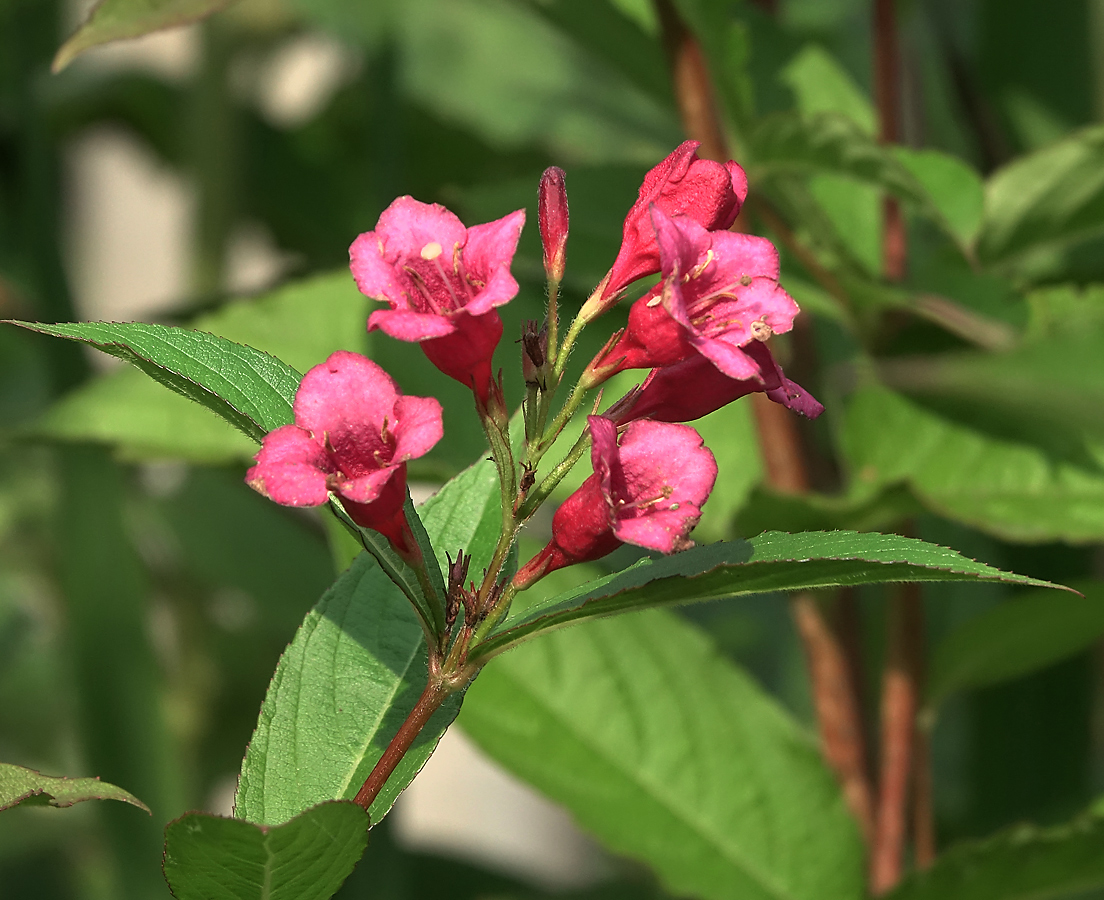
[246,141,822,594]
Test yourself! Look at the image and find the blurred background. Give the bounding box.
[4,0,1104,897]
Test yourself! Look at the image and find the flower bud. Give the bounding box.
[521,319,548,387]
[538,166,569,282]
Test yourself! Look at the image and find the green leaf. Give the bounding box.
[0,763,149,814]
[473,532,1067,660]
[877,335,1104,445]
[779,44,876,135]
[27,271,370,463]
[842,385,1104,543]
[886,809,1104,900]
[893,147,985,248]
[752,113,971,253]
[461,608,865,900]
[10,321,298,445]
[927,581,1104,708]
[977,124,1104,267]
[234,459,500,826]
[53,0,234,72]
[162,801,368,900]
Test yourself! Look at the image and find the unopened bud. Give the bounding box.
[538,166,569,282]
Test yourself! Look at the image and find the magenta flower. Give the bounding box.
[349,196,526,405]
[581,141,748,320]
[513,416,717,589]
[607,343,824,426]
[246,351,443,558]
[590,206,799,383]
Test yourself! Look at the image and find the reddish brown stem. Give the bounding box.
[912,722,936,868]
[792,593,876,843]
[870,583,923,893]
[651,0,877,847]
[874,0,907,281]
[353,679,450,812]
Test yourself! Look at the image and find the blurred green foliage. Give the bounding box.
[5,0,1104,897]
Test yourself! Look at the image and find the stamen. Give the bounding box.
[751,317,773,341]
[420,242,443,260]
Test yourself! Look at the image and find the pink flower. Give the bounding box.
[538,166,569,282]
[349,196,526,405]
[589,206,799,383]
[246,351,443,557]
[581,141,748,320]
[513,416,717,589]
[607,343,825,425]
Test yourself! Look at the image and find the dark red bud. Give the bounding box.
[538,166,569,282]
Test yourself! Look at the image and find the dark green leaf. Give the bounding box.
[928,581,1104,707]
[779,44,875,134]
[0,763,149,814]
[162,802,368,900]
[53,0,234,72]
[977,124,1104,267]
[886,809,1104,900]
[842,385,1104,543]
[10,320,299,445]
[473,531,1067,660]
[234,460,500,825]
[461,609,865,900]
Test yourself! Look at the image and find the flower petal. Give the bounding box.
[368,307,457,341]
[464,208,526,281]
[246,424,331,507]
[391,394,445,462]
[375,196,467,262]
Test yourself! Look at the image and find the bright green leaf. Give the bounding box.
[887,808,1104,900]
[54,0,235,73]
[977,124,1104,267]
[843,385,1104,543]
[474,531,1067,660]
[461,609,865,900]
[10,321,298,445]
[234,459,500,825]
[0,762,149,814]
[780,44,876,134]
[893,147,985,247]
[162,801,368,900]
[26,271,370,463]
[927,581,1104,707]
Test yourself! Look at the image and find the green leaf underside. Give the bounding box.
[0,762,149,813]
[234,459,501,826]
[886,810,1104,900]
[162,801,368,900]
[474,531,1068,660]
[53,0,235,73]
[844,385,1104,543]
[461,609,865,900]
[9,321,299,444]
[927,581,1104,707]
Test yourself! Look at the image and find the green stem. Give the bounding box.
[520,429,592,521]
[546,277,561,363]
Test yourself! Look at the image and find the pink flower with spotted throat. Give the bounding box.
[246,351,443,558]
[350,197,525,405]
[513,416,717,589]
[589,206,799,384]
[582,141,748,320]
